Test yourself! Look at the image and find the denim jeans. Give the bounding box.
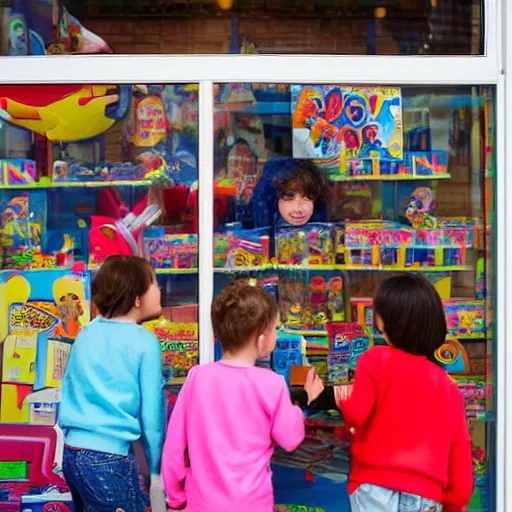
[350,484,442,512]
[62,446,149,512]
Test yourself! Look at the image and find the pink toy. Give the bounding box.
[89,204,161,265]
[0,425,64,486]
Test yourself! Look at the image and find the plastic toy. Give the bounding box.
[326,322,372,384]
[5,0,111,56]
[0,85,132,141]
[52,150,173,184]
[0,425,65,485]
[0,159,37,186]
[434,337,471,374]
[144,229,198,269]
[143,320,198,385]
[443,299,485,338]
[0,424,71,512]
[21,488,73,512]
[404,187,438,229]
[89,204,161,266]
[275,223,335,266]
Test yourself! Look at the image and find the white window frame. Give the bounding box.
[0,0,506,509]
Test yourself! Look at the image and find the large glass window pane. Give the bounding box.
[0,83,199,496]
[1,0,484,56]
[213,83,496,511]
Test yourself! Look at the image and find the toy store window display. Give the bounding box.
[212,83,496,512]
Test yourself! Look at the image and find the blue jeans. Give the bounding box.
[350,484,442,512]
[63,446,149,512]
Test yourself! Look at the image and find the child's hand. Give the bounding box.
[149,474,167,512]
[305,368,325,404]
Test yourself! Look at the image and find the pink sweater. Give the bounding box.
[162,362,305,512]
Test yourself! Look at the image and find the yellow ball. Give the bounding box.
[374,7,386,18]
[218,0,234,10]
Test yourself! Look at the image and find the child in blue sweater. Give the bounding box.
[59,255,165,512]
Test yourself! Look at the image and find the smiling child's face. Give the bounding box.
[278,191,314,226]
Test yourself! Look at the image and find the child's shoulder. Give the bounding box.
[78,317,158,345]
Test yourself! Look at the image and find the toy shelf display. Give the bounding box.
[213,83,496,512]
[0,76,200,510]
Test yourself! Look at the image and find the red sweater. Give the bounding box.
[335,346,473,511]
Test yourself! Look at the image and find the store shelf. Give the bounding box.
[329,173,452,182]
[155,268,197,274]
[0,180,152,190]
[215,264,472,273]
[0,266,197,275]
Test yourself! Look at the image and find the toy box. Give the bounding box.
[443,299,485,338]
[339,220,414,268]
[143,320,198,385]
[453,376,487,419]
[0,270,90,424]
[143,230,198,269]
[326,322,372,384]
[21,488,73,511]
[350,297,379,336]
[0,191,47,269]
[338,218,475,269]
[214,227,270,268]
[275,223,335,266]
[272,331,306,386]
[279,273,344,334]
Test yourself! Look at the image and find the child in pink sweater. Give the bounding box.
[161,280,305,512]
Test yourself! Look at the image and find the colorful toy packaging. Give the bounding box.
[275,223,335,266]
[338,217,475,269]
[0,270,90,425]
[350,298,379,336]
[0,159,37,186]
[143,320,198,385]
[214,227,270,268]
[443,299,485,338]
[144,229,198,269]
[453,375,487,419]
[344,150,448,179]
[279,273,344,334]
[326,322,372,384]
[0,192,47,269]
[272,331,306,386]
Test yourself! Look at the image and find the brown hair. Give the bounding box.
[373,273,447,362]
[211,279,279,353]
[92,255,155,319]
[275,159,329,203]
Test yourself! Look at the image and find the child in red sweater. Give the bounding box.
[304,274,474,512]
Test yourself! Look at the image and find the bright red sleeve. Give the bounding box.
[334,350,378,429]
[442,390,474,511]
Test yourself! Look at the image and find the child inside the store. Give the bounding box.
[59,255,166,512]
[250,157,330,227]
[161,280,305,512]
[301,274,474,512]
